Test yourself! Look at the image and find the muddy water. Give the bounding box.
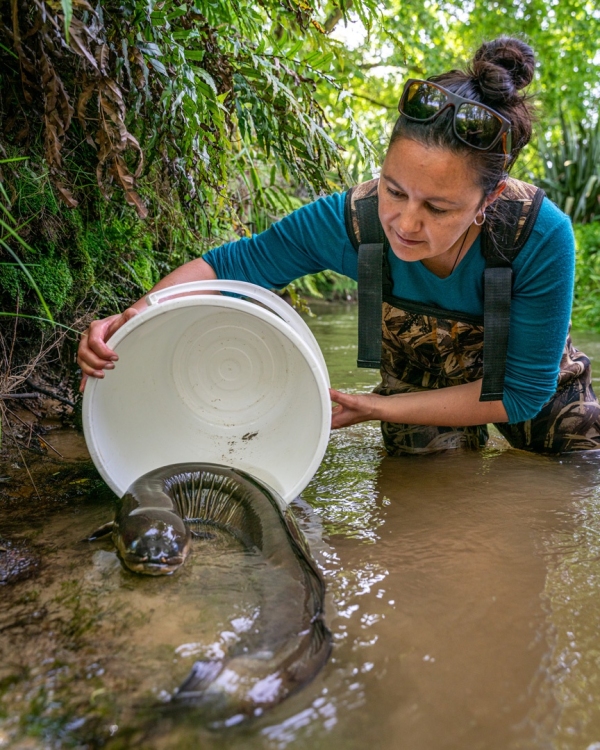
[3,307,600,749]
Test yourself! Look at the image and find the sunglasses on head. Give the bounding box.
[398,79,512,156]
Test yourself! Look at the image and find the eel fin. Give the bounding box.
[174,659,225,700]
[83,521,114,542]
[190,529,217,540]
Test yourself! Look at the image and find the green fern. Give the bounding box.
[538,113,600,224]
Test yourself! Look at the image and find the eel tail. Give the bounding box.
[173,659,225,702]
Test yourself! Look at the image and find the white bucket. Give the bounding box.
[82,281,331,504]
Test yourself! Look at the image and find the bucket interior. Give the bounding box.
[84,300,329,502]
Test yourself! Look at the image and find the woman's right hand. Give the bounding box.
[77,307,139,392]
[77,257,219,392]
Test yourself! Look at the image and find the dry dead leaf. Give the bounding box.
[54,181,79,207]
[96,42,109,75]
[76,82,97,147]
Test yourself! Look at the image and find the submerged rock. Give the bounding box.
[0,537,41,585]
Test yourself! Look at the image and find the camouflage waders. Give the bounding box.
[346,178,600,456]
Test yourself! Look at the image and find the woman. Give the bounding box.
[78,37,600,455]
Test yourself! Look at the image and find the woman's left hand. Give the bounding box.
[330,388,382,429]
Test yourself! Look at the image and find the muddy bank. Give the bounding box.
[0,414,131,748]
[0,396,97,574]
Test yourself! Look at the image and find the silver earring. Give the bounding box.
[474,210,486,227]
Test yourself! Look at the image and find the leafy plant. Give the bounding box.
[537,113,600,224]
[572,221,600,331]
[291,270,357,301]
[0,159,54,322]
[0,0,380,338]
[1,0,375,219]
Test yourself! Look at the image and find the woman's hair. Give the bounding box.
[390,37,536,198]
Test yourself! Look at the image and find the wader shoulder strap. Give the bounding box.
[479,179,545,401]
[345,179,386,368]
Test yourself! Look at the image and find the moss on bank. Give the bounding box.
[0,159,227,325]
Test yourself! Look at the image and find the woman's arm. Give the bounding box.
[501,201,574,422]
[330,379,508,429]
[77,193,357,390]
[77,258,217,388]
[77,192,353,389]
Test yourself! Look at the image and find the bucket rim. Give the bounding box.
[82,294,331,503]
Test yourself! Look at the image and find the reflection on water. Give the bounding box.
[3,305,600,748]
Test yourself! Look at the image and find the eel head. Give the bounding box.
[113,509,192,576]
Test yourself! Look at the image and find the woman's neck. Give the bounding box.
[420,224,482,278]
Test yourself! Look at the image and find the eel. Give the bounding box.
[91,462,332,724]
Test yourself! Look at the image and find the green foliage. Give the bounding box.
[0,160,54,322]
[0,0,375,216]
[0,156,187,322]
[444,0,600,123]
[0,0,380,331]
[60,0,73,43]
[292,270,357,300]
[537,114,600,223]
[2,0,600,348]
[318,0,600,181]
[231,160,305,235]
[572,221,600,331]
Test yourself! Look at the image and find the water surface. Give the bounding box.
[2,305,600,749]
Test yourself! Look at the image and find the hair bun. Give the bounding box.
[472,37,535,96]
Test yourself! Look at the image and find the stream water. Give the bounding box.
[3,304,600,749]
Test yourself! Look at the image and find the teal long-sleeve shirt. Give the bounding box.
[204,191,575,424]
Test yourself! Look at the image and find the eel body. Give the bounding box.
[111,462,332,723]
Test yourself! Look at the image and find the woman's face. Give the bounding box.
[378,137,497,267]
